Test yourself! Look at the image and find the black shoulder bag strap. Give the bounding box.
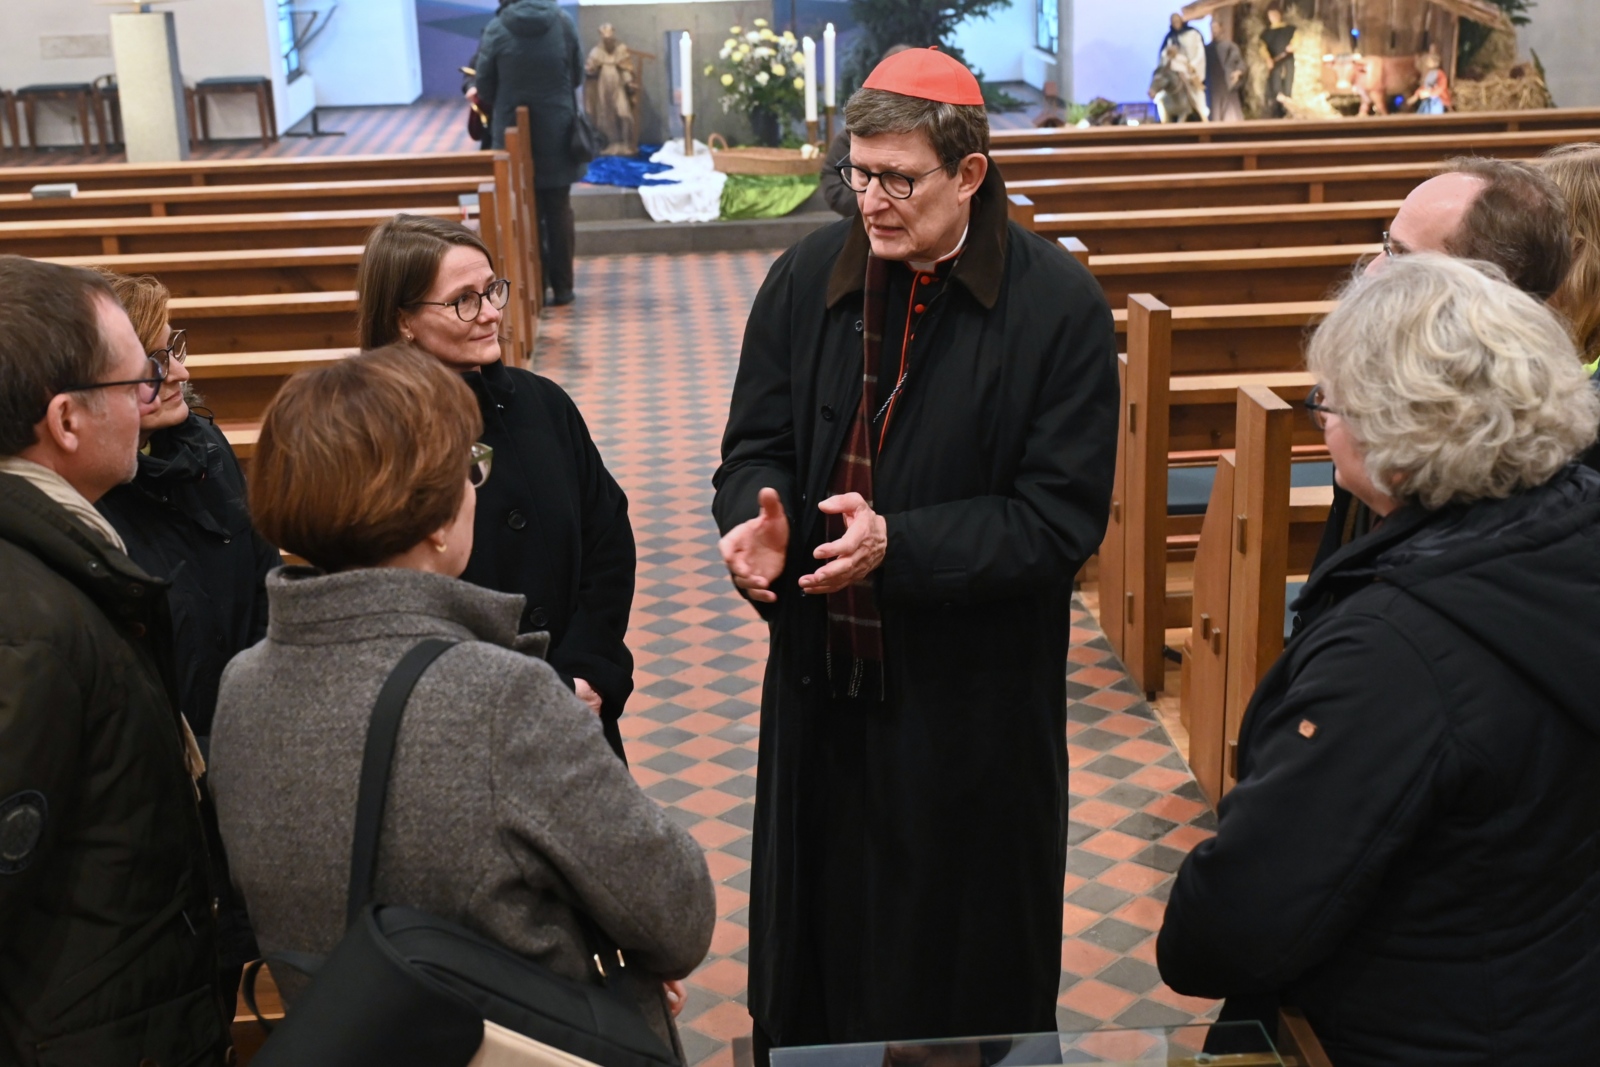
[347,637,458,925]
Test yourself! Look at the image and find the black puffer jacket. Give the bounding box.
[1159,465,1600,1066]
[475,0,582,186]
[0,474,227,1066]
[97,413,278,740]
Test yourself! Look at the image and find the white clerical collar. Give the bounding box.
[907,224,969,274]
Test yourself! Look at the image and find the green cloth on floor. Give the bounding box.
[719,172,820,220]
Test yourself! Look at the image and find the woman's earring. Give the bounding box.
[434,541,447,554]
[403,329,415,341]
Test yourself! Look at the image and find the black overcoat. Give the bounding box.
[97,413,278,740]
[475,0,582,187]
[461,362,636,756]
[713,167,1120,1045]
[1159,465,1600,1066]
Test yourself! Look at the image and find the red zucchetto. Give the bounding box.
[861,47,984,106]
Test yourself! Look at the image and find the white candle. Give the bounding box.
[679,32,693,117]
[802,36,818,123]
[824,23,836,108]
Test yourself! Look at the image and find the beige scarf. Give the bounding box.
[0,456,206,788]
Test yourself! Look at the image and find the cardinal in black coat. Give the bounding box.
[714,47,1119,1055]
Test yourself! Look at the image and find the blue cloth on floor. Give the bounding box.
[582,146,677,187]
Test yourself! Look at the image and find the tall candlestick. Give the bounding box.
[824,23,836,109]
[678,32,693,119]
[802,36,818,125]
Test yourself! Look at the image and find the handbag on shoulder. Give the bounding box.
[242,639,680,1067]
[570,109,608,167]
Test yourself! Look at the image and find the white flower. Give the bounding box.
[720,46,731,59]
[746,31,759,43]
[755,71,770,86]
[754,46,774,58]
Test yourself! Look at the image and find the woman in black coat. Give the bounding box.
[1157,256,1600,1065]
[93,270,278,999]
[475,0,583,304]
[357,214,635,759]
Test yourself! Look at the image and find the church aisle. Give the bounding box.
[536,251,1219,1067]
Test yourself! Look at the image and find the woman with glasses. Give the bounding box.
[1158,255,1600,1064]
[358,214,637,760]
[92,269,281,1002]
[210,345,712,1058]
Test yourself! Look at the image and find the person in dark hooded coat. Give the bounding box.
[1158,256,1600,1066]
[474,0,583,304]
[714,50,1118,1057]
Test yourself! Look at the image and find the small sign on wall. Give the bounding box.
[40,34,114,59]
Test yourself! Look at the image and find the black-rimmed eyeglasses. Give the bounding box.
[408,278,511,322]
[61,356,167,406]
[149,329,187,373]
[835,161,951,200]
[1303,383,1343,430]
[469,442,494,487]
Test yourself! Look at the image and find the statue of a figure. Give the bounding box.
[585,24,637,156]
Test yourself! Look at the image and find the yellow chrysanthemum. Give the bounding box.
[729,25,742,34]
[724,38,737,50]
[770,63,786,77]
[721,73,735,87]
[793,77,805,91]
[753,17,768,27]
[703,64,713,75]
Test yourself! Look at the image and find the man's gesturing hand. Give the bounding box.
[718,487,789,604]
[798,493,887,596]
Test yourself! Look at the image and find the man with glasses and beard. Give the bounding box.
[715,48,1118,1063]
[0,256,229,1066]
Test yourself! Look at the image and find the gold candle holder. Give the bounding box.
[683,114,694,156]
[806,118,820,148]
[825,105,836,147]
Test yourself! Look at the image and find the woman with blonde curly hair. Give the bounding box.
[1159,255,1600,1065]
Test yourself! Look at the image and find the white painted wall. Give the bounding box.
[1072,0,1179,105]
[1,0,299,143]
[1521,0,1600,107]
[298,0,422,107]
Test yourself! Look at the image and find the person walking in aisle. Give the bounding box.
[715,47,1118,1060]
[475,0,583,305]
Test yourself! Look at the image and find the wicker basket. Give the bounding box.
[706,132,822,177]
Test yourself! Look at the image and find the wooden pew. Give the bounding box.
[1039,200,1397,256]
[989,106,1600,150]
[171,292,358,354]
[187,348,354,420]
[1085,242,1374,307]
[48,247,364,296]
[0,151,495,195]
[0,205,466,257]
[1011,157,1510,215]
[1183,388,1333,804]
[0,177,488,221]
[989,126,1600,183]
[1099,296,1331,696]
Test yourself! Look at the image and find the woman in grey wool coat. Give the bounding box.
[208,345,714,1058]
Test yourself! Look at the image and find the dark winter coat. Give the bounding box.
[96,413,278,741]
[0,474,228,1067]
[713,165,1120,1046]
[1158,464,1600,1066]
[476,0,583,187]
[460,361,636,758]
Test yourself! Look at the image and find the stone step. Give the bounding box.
[576,211,841,256]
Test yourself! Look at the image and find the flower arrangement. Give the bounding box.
[704,18,807,142]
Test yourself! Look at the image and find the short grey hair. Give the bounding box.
[843,89,989,175]
[1308,254,1600,510]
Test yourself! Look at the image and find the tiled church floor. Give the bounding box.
[535,251,1220,1067]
